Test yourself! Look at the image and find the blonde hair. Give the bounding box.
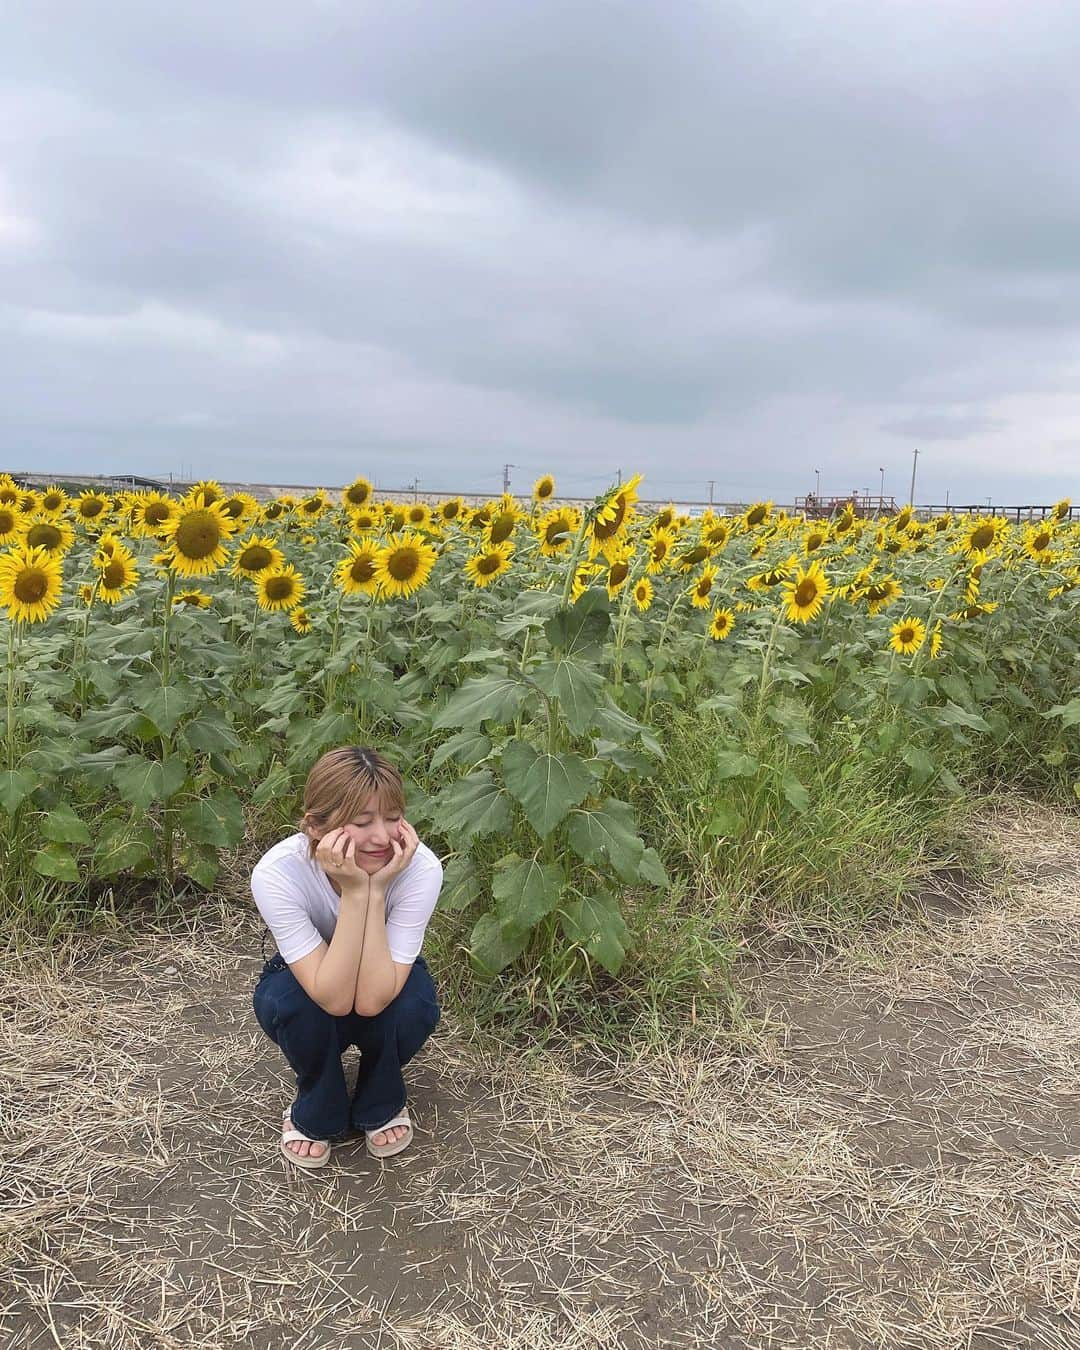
[299,746,406,859]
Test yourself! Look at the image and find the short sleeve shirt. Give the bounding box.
[251,832,443,965]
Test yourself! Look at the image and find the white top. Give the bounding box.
[251,832,443,966]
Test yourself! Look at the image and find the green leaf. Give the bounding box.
[113,756,188,811]
[182,711,243,755]
[430,729,492,771]
[430,770,512,842]
[781,771,810,814]
[492,853,563,928]
[935,702,991,734]
[440,856,482,911]
[705,805,744,838]
[130,679,196,736]
[902,745,936,788]
[637,846,669,889]
[252,763,293,808]
[530,658,605,735]
[501,742,594,837]
[559,890,629,975]
[92,821,155,876]
[39,804,92,845]
[567,798,644,883]
[713,750,760,780]
[1045,698,1080,728]
[469,912,530,977]
[432,674,528,730]
[179,789,246,848]
[76,706,141,742]
[591,698,649,745]
[0,768,37,814]
[179,841,220,890]
[543,589,612,659]
[33,843,81,882]
[286,709,356,767]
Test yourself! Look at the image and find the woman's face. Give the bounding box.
[309,797,406,875]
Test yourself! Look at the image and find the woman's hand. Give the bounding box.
[369,819,420,890]
[314,827,371,899]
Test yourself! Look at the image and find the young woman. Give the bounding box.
[251,746,443,1171]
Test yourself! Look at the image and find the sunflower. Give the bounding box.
[780,560,830,623]
[484,494,523,547]
[740,501,773,532]
[0,504,23,545]
[632,576,653,611]
[19,489,40,513]
[589,473,643,560]
[261,499,288,522]
[888,615,926,656]
[73,491,112,529]
[231,534,285,580]
[1022,522,1056,563]
[382,502,408,533]
[186,479,224,507]
[159,500,237,577]
[688,564,719,609]
[289,607,313,635]
[949,601,998,620]
[929,619,943,659]
[652,503,677,531]
[645,528,676,574]
[172,589,213,608]
[532,474,556,505]
[892,506,914,532]
[0,544,64,623]
[700,515,732,551]
[464,543,514,588]
[708,607,735,640]
[342,477,374,509]
[297,491,330,520]
[604,545,634,599]
[0,476,21,506]
[746,553,798,592]
[406,502,434,530]
[437,497,465,524]
[254,564,306,612]
[219,492,259,528]
[1052,498,1071,521]
[674,542,711,572]
[97,551,139,604]
[954,515,1008,561]
[20,512,75,557]
[864,576,902,616]
[374,531,437,599]
[926,577,945,591]
[79,583,95,605]
[94,532,128,561]
[536,506,581,557]
[38,486,69,517]
[1049,569,1080,599]
[570,562,597,603]
[803,524,829,555]
[348,506,382,533]
[335,540,382,596]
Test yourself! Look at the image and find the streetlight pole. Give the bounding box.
[878,466,884,509]
[908,448,920,508]
[708,480,715,507]
[814,468,821,497]
[502,463,517,493]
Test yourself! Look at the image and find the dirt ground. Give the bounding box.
[2,798,1078,1349]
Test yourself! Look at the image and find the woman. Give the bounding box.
[251,746,443,1171]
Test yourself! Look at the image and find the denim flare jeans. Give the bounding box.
[253,943,441,1141]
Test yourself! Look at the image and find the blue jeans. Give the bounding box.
[252,950,440,1140]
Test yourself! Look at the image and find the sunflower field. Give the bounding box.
[1,471,1078,985]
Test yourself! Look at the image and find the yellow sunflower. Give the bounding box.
[484,494,523,547]
[740,500,773,532]
[688,564,719,609]
[261,499,289,523]
[172,589,213,608]
[929,619,943,659]
[289,607,313,634]
[0,544,64,623]
[888,615,926,656]
[132,494,180,538]
[954,515,1008,561]
[645,528,676,574]
[296,491,330,521]
[255,564,306,612]
[536,506,581,557]
[20,512,75,557]
[700,515,732,552]
[1052,498,1071,521]
[1022,522,1056,563]
[0,504,23,545]
[97,551,139,604]
[708,607,735,640]
[38,486,69,517]
[652,503,678,531]
[803,524,830,555]
[335,540,382,596]
[231,535,285,580]
[532,474,556,505]
[342,477,374,509]
[348,506,382,533]
[632,576,653,611]
[159,500,237,577]
[437,497,465,525]
[949,601,999,621]
[604,545,634,599]
[864,576,902,617]
[218,492,259,528]
[464,543,514,588]
[780,560,830,623]
[405,502,434,530]
[186,479,224,507]
[73,491,112,530]
[382,502,408,533]
[374,531,438,599]
[589,473,643,561]
[746,553,798,592]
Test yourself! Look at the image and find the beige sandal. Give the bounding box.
[281,1108,332,1170]
[365,1105,413,1159]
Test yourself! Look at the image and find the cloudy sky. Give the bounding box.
[3,1,1079,506]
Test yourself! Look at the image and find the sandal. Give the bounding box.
[365,1105,413,1159]
[281,1108,332,1170]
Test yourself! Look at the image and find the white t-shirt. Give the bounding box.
[251,832,443,966]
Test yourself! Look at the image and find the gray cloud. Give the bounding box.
[1,1,1079,503]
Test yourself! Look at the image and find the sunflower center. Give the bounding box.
[175,511,223,559]
[681,545,708,567]
[970,525,995,550]
[900,626,916,644]
[80,499,105,518]
[477,554,502,576]
[266,576,295,600]
[545,518,571,546]
[1034,531,1051,551]
[351,554,376,582]
[347,486,370,505]
[609,562,629,586]
[594,496,627,540]
[25,523,61,550]
[651,540,669,561]
[795,579,819,607]
[0,510,16,533]
[489,513,516,544]
[240,546,272,571]
[102,560,127,588]
[387,548,420,581]
[14,569,48,603]
[747,505,767,526]
[145,503,171,525]
[695,577,712,598]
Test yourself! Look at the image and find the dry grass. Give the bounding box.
[1,795,1079,1348]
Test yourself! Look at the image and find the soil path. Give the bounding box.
[2,800,1078,1349]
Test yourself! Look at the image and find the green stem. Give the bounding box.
[559,512,592,607]
[753,602,786,728]
[642,590,685,724]
[6,620,16,773]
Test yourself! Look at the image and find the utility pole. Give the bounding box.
[945,489,950,510]
[410,477,420,502]
[616,468,622,486]
[878,466,884,508]
[502,463,516,493]
[708,480,715,507]
[814,468,821,497]
[908,448,920,507]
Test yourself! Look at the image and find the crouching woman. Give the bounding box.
[251,746,443,1170]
